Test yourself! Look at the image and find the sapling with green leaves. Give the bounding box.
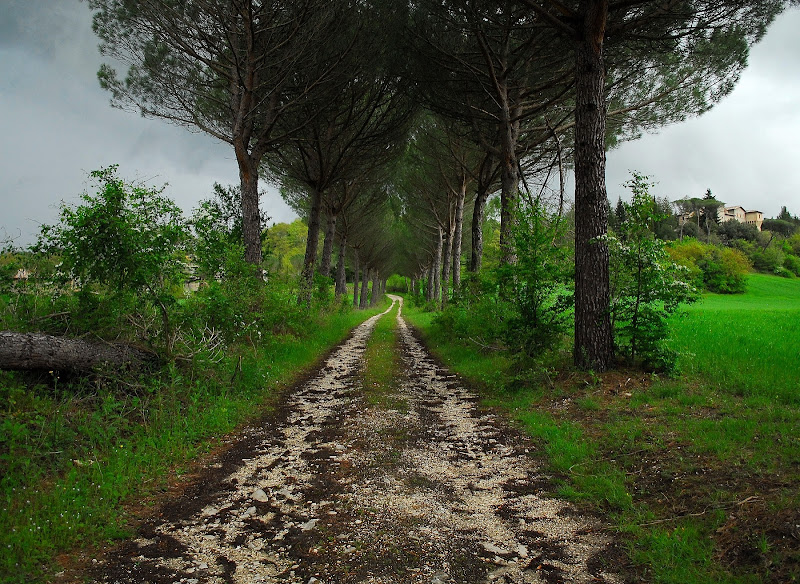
[505,199,574,358]
[38,166,188,352]
[607,172,698,370]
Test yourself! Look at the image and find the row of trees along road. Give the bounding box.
[88,0,793,371]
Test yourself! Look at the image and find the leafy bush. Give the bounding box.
[608,173,697,370]
[190,183,270,281]
[698,247,751,293]
[668,239,750,294]
[750,245,784,273]
[37,166,189,350]
[783,254,800,277]
[432,274,514,351]
[503,200,573,357]
[386,274,408,292]
[433,201,573,359]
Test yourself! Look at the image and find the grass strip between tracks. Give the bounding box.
[361,299,404,411]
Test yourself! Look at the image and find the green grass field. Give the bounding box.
[670,273,800,404]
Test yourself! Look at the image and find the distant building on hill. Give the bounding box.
[677,205,763,231]
[718,206,763,230]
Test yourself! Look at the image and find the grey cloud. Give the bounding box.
[0,0,292,246]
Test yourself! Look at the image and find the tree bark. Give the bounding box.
[359,267,371,309]
[319,211,337,278]
[236,145,263,268]
[433,226,443,305]
[299,186,323,305]
[370,270,381,307]
[470,184,490,273]
[452,178,466,291]
[499,101,521,267]
[573,0,613,371]
[0,331,156,373]
[353,250,360,307]
[335,235,347,298]
[442,220,453,308]
[470,153,495,273]
[426,263,434,301]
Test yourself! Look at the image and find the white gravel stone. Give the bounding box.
[251,488,268,502]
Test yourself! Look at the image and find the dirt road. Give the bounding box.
[92,296,621,584]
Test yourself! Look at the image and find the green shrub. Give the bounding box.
[608,173,697,370]
[386,274,408,292]
[750,245,785,273]
[668,239,750,294]
[36,167,189,351]
[503,201,573,357]
[433,274,514,350]
[190,183,270,281]
[433,201,573,360]
[699,247,751,293]
[783,254,800,276]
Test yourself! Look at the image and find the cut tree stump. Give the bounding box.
[0,331,157,373]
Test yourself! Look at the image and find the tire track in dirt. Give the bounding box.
[92,296,621,584]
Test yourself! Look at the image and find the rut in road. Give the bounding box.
[94,296,621,584]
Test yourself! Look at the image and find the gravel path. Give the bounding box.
[92,296,620,584]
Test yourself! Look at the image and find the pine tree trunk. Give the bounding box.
[353,250,360,307]
[470,154,495,273]
[442,221,453,308]
[359,267,370,309]
[500,100,521,267]
[335,235,347,298]
[370,270,381,307]
[452,179,466,291]
[470,184,490,273]
[573,0,613,371]
[319,211,337,278]
[299,187,323,305]
[434,226,443,305]
[236,146,263,268]
[426,263,434,301]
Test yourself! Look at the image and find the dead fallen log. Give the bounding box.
[0,331,157,373]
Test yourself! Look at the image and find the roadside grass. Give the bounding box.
[0,299,388,583]
[401,276,800,583]
[361,299,404,410]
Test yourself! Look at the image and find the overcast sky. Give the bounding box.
[1,2,799,246]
